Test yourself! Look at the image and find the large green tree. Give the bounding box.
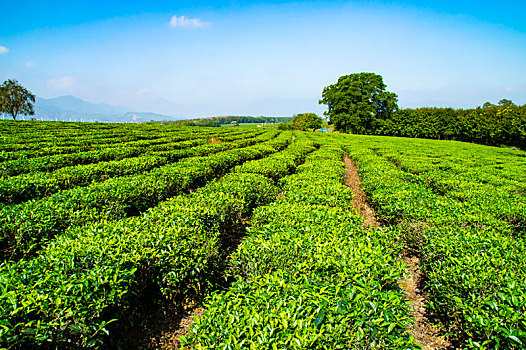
[319,73,398,133]
[0,79,36,120]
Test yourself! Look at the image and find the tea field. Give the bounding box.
[0,121,524,349]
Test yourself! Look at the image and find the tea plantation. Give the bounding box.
[0,121,524,349]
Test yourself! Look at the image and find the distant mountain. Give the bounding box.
[34,95,177,122]
[29,94,326,122]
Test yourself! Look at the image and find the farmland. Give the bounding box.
[0,121,525,349]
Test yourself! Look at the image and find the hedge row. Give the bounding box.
[183,142,418,349]
[0,173,279,348]
[0,131,315,348]
[0,131,279,205]
[339,135,526,349]
[0,122,261,159]
[0,128,267,176]
[233,132,319,182]
[0,131,291,262]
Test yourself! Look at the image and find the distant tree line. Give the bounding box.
[378,102,526,148]
[320,73,526,149]
[178,116,293,127]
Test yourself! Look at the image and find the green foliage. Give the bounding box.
[0,173,279,348]
[233,133,318,182]
[277,121,294,130]
[0,79,36,120]
[319,73,524,148]
[0,133,280,204]
[377,104,526,148]
[292,113,323,131]
[0,122,253,155]
[277,114,323,131]
[319,73,398,134]
[339,134,526,348]
[0,128,324,348]
[0,131,290,261]
[498,98,515,106]
[183,142,418,349]
[1,121,524,348]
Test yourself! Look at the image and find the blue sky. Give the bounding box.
[1,0,525,117]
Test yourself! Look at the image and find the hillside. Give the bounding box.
[0,121,524,349]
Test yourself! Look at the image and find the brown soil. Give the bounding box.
[399,256,451,350]
[343,155,379,228]
[124,222,249,349]
[137,304,204,349]
[209,138,222,144]
[109,299,201,350]
[343,155,449,349]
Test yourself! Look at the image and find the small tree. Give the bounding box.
[319,73,398,134]
[0,79,36,120]
[292,113,322,131]
[277,122,293,130]
[498,99,515,107]
[482,102,495,109]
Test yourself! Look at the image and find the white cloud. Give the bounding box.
[25,60,36,68]
[46,75,76,90]
[169,15,210,28]
[0,46,9,55]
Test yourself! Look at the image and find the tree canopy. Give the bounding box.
[359,102,526,149]
[0,79,36,120]
[292,113,322,131]
[498,98,515,107]
[319,73,398,134]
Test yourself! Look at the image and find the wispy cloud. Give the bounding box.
[0,46,9,55]
[25,60,36,68]
[169,15,210,28]
[47,75,76,90]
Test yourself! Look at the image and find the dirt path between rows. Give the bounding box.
[343,155,450,350]
[399,256,451,350]
[138,305,204,349]
[343,155,379,228]
[126,223,249,349]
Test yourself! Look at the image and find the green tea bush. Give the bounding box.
[340,134,526,348]
[0,133,289,261]
[0,173,279,348]
[184,143,418,349]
